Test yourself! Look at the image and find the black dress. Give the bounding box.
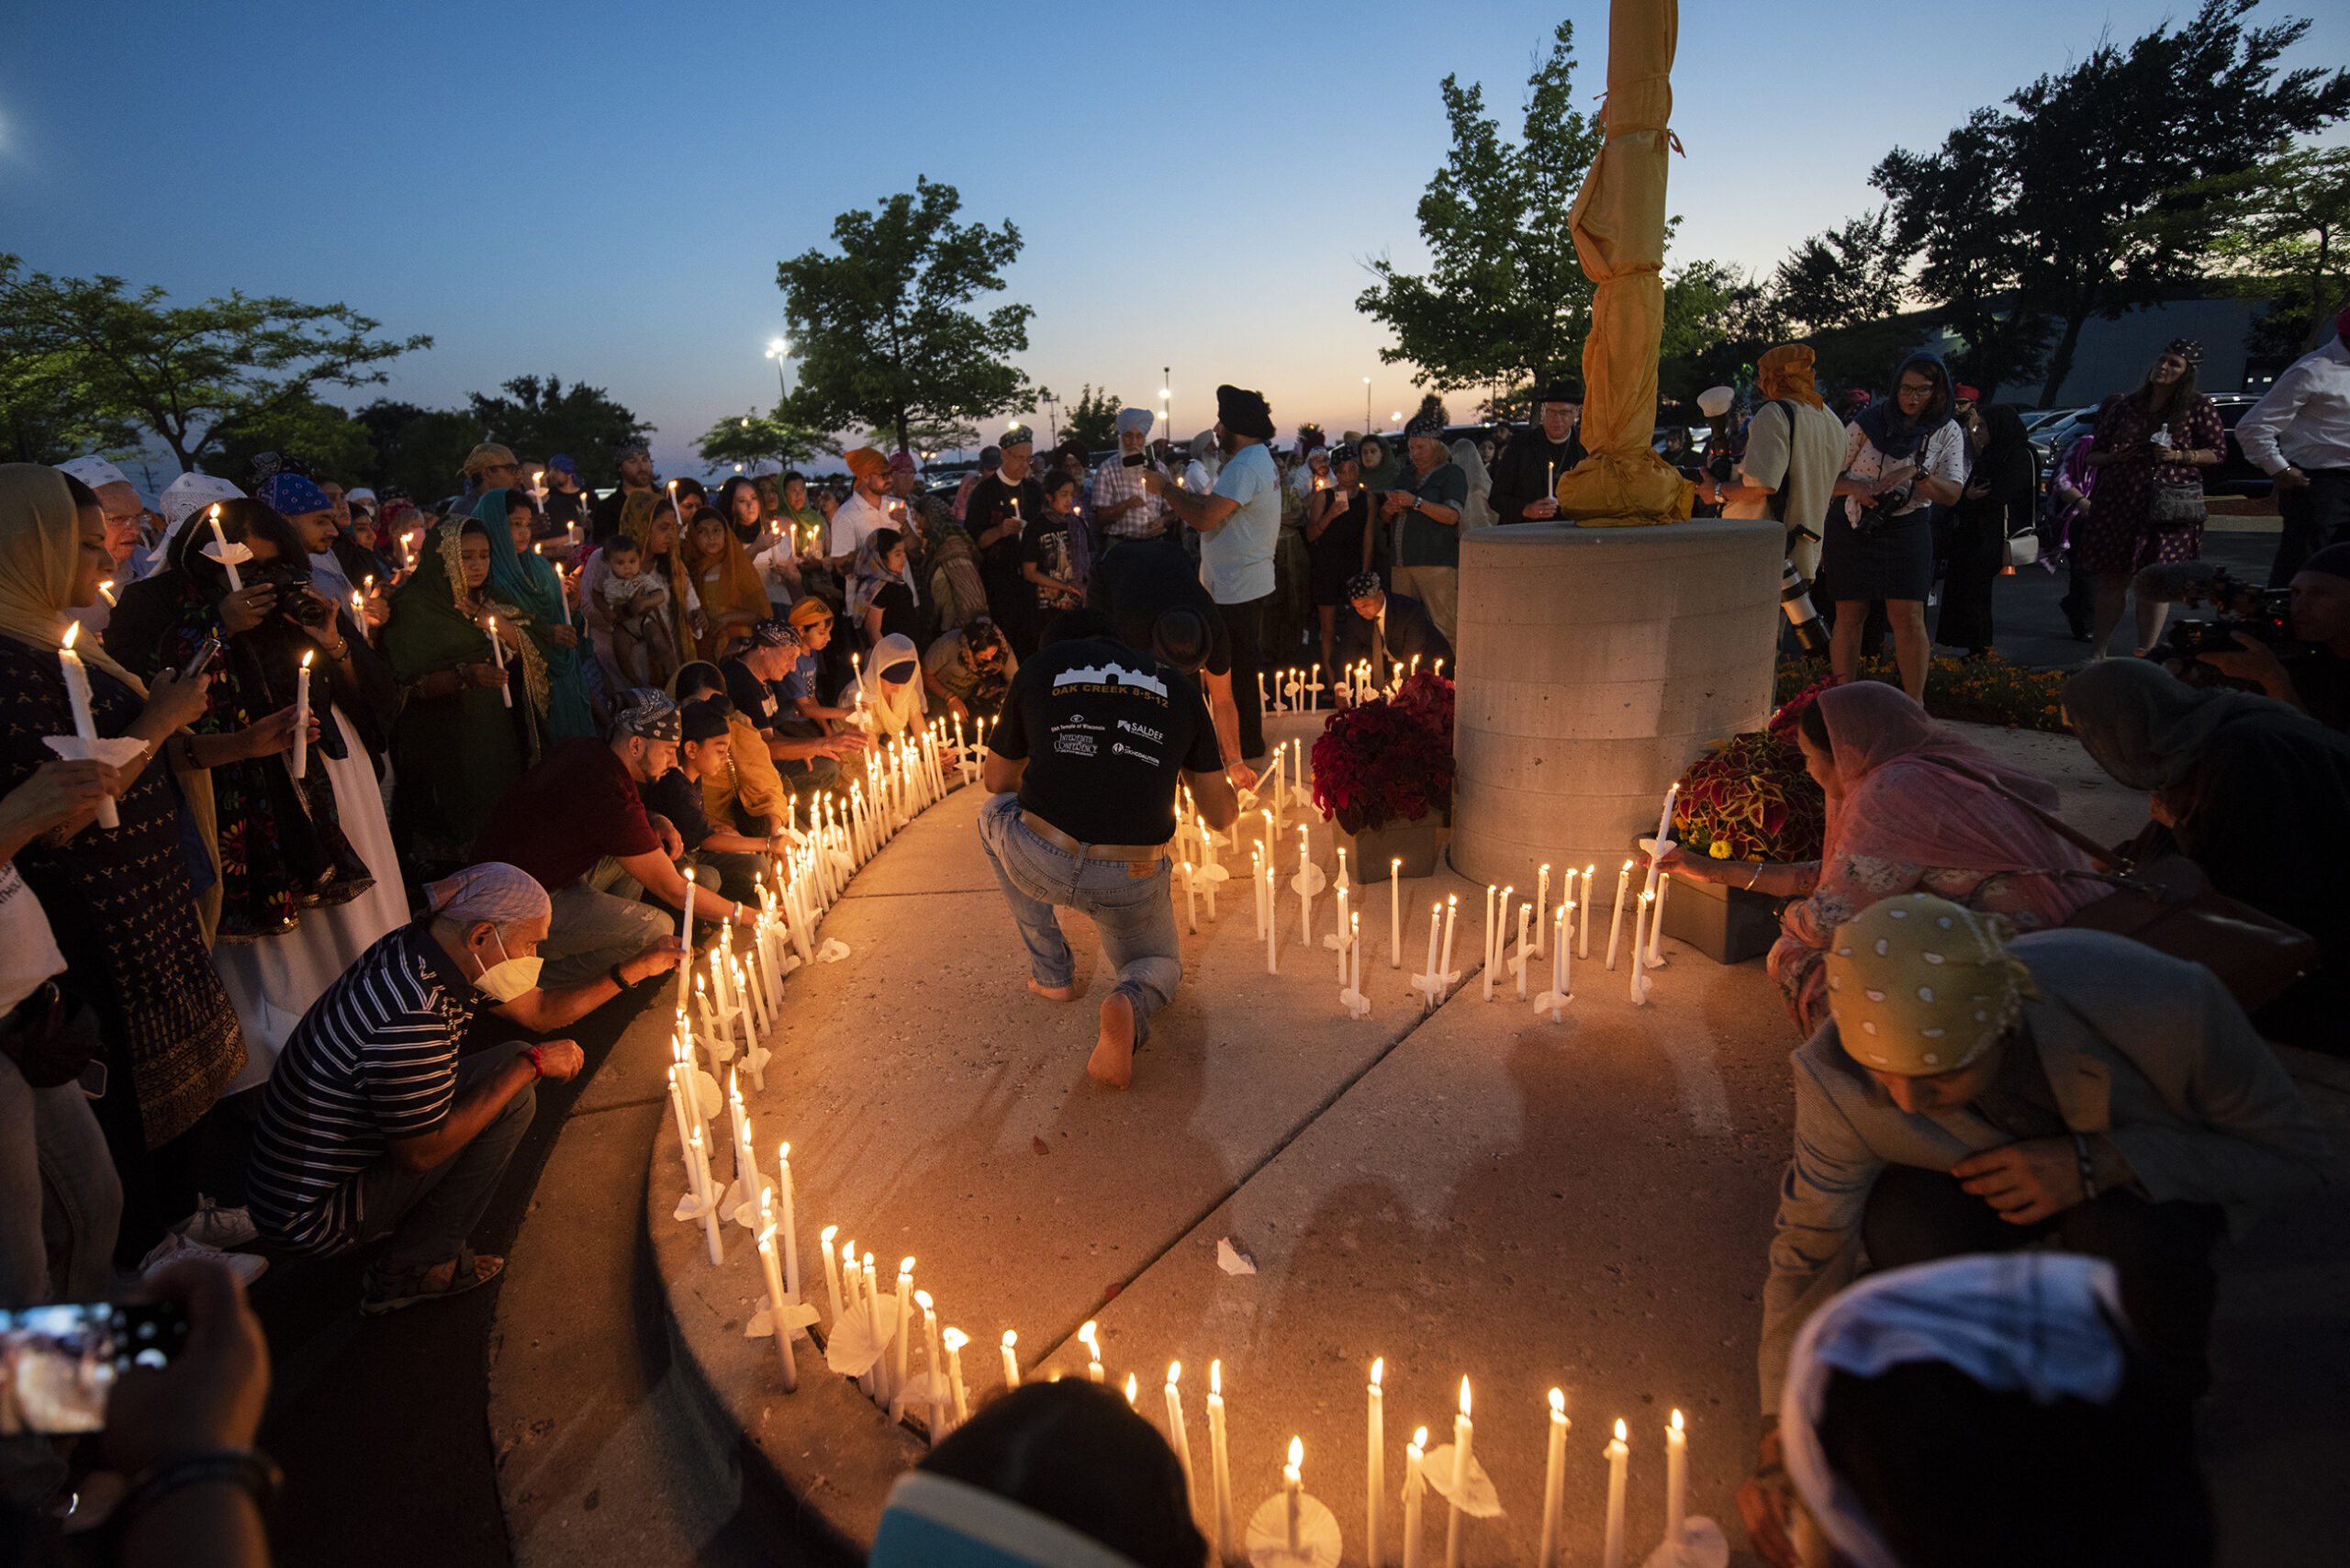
[1937,416,2038,653]
[1305,492,1371,606]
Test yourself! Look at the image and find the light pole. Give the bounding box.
[764,337,789,400]
[1161,367,1172,449]
[1364,375,1372,435]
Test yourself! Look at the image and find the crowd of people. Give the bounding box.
[0,303,2341,1565]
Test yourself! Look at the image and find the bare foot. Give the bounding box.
[1028,977,1077,1002]
[1089,992,1136,1090]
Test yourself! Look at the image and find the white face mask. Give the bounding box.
[472,927,543,1003]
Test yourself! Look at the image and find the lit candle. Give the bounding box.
[1630,892,1654,1003]
[1367,1360,1386,1568]
[1481,884,1497,1001]
[1182,860,1198,934]
[1444,1378,1472,1568]
[893,1258,916,1403]
[756,1203,799,1393]
[206,505,242,590]
[1208,1361,1236,1561]
[1538,1390,1569,1568]
[1606,861,1632,970]
[96,579,116,607]
[1284,1437,1305,1558]
[1001,1329,1021,1390]
[1534,866,1551,954]
[1125,1372,1139,1408]
[1421,902,1441,1012]
[486,613,511,707]
[290,649,313,779]
[1640,784,1679,904]
[1164,1362,1195,1514]
[1438,895,1459,1002]
[820,1223,843,1324]
[1648,872,1672,969]
[1602,1419,1629,1568]
[1265,853,1279,974]
[1403,1428,1427,1568]
[1581,864,1596,958]
[1080,1320,1103,1383]
[1390,859,1404,967]
[776,1143,800,1307]
[677,868,697,1019]
[55,625,117,831]
[918,1292,946,1442]
[943,1327,971,1428]
[1516,902,1534,1001]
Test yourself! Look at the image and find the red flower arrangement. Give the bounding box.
[1671,681,1830,863]
[1310,672,1455,835]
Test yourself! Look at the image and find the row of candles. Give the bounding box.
[1259,657,1442,717]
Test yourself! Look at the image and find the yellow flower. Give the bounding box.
[1709,841,1733,859]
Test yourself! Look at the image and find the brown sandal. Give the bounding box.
[361,1248,506,1316]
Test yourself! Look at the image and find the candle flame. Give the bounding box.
[914,1289,933,1310]
[1288,1436,1304,1469]
[1672,1409,1684,1432]
[1550,1388,1567,1416]
[1211,1359,1221,1394]
[1371,1357,1383,1386]
[1003,1329,1018,1348]
[1460,1376,1472,1417]
[1079,1321,1099,1353]
[944,1327,968,1351]
[1448,893,1458,907]
[1168,1361,1181,1386]
[1540,863,1550,873]
[61,621,78,650]
[898,1256,914,1277]
[778,1142,789,1162]
[684,867,696,883]
[208,504,220,521]
[821,1225,837,1244]
[1614,1417,1628,1440]
[1411,1427,1428,1452]
[1124,1373,1138,1406]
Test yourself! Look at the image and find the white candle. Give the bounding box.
[1001,1329,1020,1390]
[486,614,511,707]
[1164,1363,1196,1514]
[1602,1419,1629,1568]
[1367,1360,1386,1568]
[1481,884,1497,1001]
[1209,1361,1236,1562]
[677,868,696,1018]
[206,505,242,591]
[1350,912,1364,1010]
[1641,784,1679,903]
[1557,903,1572,1019]
[287,646,311,782]
[1630,892,1654,1003]
[1284,1438,1304,1558]
[1421,902,1440,1012]
[893,1259,916,1402]
[1663,1409,1688,1551]
[1080,1320,1103,1383]
[1648,872,1672,968]
[943,1327,971,1428]
[777,1143,800,1307]
[1539,1389,1568,1568]
[919,1293,946,1443]
[756,1203,799,1392]
[1606,860,1632,969]
[1438,895,1459,1002]
[1534,865,1551,955]
[1581,864,1596,957]
[1265,856,1279,974]
[820,1224,843,1324]
[1403,1428,1427,1568]
[1516,903,1534,1001]
[55,625,118,830]
[1390,858,1404,967]
[1182,860,1198,933]
[688,1126,722,1263]
[1296,825,1314,947]
[1444,1379,1472,1568]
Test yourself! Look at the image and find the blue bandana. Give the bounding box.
[256,472,333,517]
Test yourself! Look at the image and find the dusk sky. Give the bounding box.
[5,0,2344,477]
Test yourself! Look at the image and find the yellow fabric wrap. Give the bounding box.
[1823,894,2040,1075]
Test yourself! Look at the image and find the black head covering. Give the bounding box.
[1215,385,1276,441]
[1537,379,1584,405]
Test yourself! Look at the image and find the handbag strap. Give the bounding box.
[1909,755,2131,873]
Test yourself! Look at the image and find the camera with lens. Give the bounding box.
[252,563,333,627]
[2143,565,2299,666]
[1851,481,1912,537]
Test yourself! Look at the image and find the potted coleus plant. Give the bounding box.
[1661,679,1830,963]
[1310,671,1454,879]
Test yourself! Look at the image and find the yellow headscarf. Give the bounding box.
[1824,894,2038,1075]
[0,464,148,696]
[1756,345,1826,410]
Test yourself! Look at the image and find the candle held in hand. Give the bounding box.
[291,650,313,780]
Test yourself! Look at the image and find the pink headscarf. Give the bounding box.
[1818,682,2098,928]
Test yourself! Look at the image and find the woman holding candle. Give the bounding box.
[1651,683,2100,1036]
[681,503,772,665]
[0,465,244,1268]
[385,515,543,872]
[477,488,599,742]
[848,528,922,651]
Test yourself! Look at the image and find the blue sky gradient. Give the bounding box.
[4,0,2343,474]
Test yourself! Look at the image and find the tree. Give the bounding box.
[0,254,430,470]
[464,375,651,487]
[1415,392,1451,427]
[2131,140,2350,359]
[1355,20,1606,395]
[210,388,376,486]
[1769,210,1906,336]
[695,409,838,474]
[1874,0,2349,401]
[1062,384,1123,450]
[1659,261,1771,409]
[353,399,481,503]
[776,176,1035,454]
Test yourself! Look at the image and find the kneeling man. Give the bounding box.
[978,609,1238,1088]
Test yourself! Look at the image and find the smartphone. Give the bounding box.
[1120,452,1147,468]
[180,636,224,680]
[0,1301,188,1434]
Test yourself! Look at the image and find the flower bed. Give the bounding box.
[1774,652,2070,734]
[1310,672,1454,835]
[1670,679,1829,864]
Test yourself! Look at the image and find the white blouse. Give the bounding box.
[1840,420,1965,524]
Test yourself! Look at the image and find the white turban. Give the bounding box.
[1696,386,1736,418]
[55,456,131,492]
[158,473,246,533]
[1114,407,1154,436]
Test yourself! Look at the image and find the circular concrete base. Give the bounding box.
[1450,518,1784,899]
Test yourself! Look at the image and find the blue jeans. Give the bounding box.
[975,793,1181,1047]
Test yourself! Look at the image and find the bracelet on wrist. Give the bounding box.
[609,962,632,991]
[119,1447,281,1530]
[525,1045,545,1080]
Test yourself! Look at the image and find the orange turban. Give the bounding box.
[1756,345,1825,409]
[845,447,889,481]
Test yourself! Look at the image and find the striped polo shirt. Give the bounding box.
[249,924,479,1255]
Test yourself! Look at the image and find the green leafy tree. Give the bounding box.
[1659,261,1772,408]
[776,176,1034,453]
[2130,140,2350,359]
[353,400,482,503]
[465,375,651,487]
[0,255,429,470]
[210,388,376,486]
[1768,210,1906,336]
[1355,20,1606,395]
[1415,392,1451,427]
[1874,0,2348,401]
[695,409,838,473]
[1062,385,1123,450]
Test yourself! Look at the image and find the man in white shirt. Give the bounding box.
[1091,408,1168,552]
[1705,345,1850,582]
[2237,304,2350,585]
[1147,385,1281,761]
[828,447,893,564]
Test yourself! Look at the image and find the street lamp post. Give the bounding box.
[1161,366,1172,451]
[1364,376,1372,435]
[765,337,789,400]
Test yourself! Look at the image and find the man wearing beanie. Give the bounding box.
[1487,379,1587,527]
[2238,302,2350,582]
[2197,540,2350,730]
[1145,385,1281,761]
[1753,894,2331,1440]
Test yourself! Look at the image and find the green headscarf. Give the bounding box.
[471,488,596,741]
[1824,894,2037,1075]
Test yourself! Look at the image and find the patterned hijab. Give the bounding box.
[1823,893,2037,1074]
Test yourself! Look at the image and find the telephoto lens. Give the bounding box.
[1781,560,1830,655]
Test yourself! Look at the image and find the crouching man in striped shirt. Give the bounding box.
[248,862,683,1314]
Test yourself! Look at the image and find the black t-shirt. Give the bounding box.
[1091,537,1232,678]
[1307,491,1370,564]
[589,486,650,545]
[872,580,921,644]
[1021,515,1080,610]
[966,474,1048,577]
[721,655,786,732]
[2285,646,2350,733]
[642,766,719,852]
[992,636,1223,846]
[543,487,588,531]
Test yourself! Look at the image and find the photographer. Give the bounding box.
[2194,543,2350,731]
[1825,354,1967,701]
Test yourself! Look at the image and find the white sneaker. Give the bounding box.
[139,1229,268,1287]
[174,1196,258,1249]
